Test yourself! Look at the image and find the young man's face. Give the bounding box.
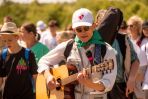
[1,34,19,49]
[74,24,95,42]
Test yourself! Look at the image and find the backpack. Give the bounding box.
[1,48,30,64]
[64,39,106,60]
[97,7,123,45]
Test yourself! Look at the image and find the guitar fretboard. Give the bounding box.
[61,59,113,86]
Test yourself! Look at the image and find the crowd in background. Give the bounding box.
[0,7,148,99]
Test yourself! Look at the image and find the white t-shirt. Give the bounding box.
[132,41,148,67]
[140,38,148,90]
[39,29,57,50]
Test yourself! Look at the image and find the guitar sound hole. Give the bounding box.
[56,86,61,90]
[56,78,61,90]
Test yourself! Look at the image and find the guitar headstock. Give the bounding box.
[94,59,114,73]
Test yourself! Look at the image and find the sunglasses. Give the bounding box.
[75,26,90,33]
[128,24,134,28]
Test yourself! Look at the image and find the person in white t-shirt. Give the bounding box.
[36,20,47,34]
[139,21,148,99]
[39,20,58,50]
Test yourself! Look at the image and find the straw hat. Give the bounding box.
[0,22,19,35]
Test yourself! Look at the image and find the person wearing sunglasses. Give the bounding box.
[127,15,143,46]
[37,8,117,99]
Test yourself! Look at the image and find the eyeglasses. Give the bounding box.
[128,24,134,28]
[75,26,90,33]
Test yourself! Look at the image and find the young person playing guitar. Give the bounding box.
[37,8,117,99]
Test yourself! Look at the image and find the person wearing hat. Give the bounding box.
[36,20,47,34]
[37,8,117,99]
[0,22,38,99]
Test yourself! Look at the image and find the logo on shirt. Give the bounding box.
[16,58,28,74]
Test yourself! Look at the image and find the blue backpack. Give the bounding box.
[1,48,30,64]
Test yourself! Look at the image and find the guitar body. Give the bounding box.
[36,74,49,99]
[36,59,113,99]
[50,65,69,99]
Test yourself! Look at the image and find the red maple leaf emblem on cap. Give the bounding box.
[79,14,84,20]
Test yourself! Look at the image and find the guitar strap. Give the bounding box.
[94,43,107,65]
[94,44,102,65]
[94,44,107,75]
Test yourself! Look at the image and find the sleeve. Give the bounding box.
[94,44,117,93]
[37,41,69,73]
[127,37,139,63]
[43,46,49,55]
[141,45,148,66]
[138,46,148,67]
[29,51,38,75]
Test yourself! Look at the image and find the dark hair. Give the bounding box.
[120,20,127,29]
[139,20,148,43]
[22,23,41,41]
[142,20,148,29]
[4,16,13,23]
[48,20,59,27]
[22,23,37,35]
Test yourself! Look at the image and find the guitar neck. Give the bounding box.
[61,59,113,86]
[61,73,78,86]
[61,67,97,85]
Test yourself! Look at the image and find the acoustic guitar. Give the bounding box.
[36,59,114,99]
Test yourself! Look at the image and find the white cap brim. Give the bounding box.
[72,22,92,28]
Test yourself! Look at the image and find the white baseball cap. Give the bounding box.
[36,20,46,31]
[72,8,94,28]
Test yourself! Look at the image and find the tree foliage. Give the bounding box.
[0,0,147,29]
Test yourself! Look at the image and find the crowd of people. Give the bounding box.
[0,6,148,99]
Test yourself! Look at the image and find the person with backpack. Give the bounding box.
[95,9,141,99]
[0,22,38,99]
[38,8,117,99]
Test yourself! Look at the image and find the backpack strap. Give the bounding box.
[64,40,74,59]
[24,48,30,66]
[2,48,8,60]
[94,44,106,65]
[25,48,30,61]
[101,44,107,59]
[116,33,126,61]
[24,48,35,92]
